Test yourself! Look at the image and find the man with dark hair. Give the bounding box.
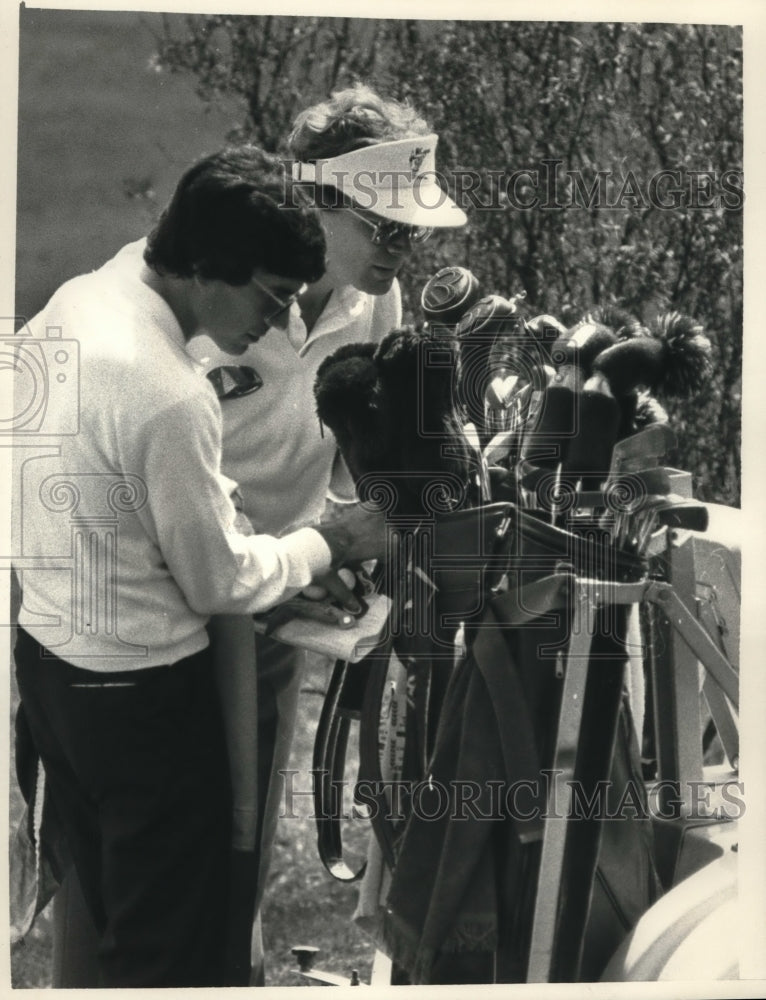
[143,145,325,285]
[11,144,386,988]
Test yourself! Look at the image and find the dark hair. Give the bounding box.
[288,83,430,161]
[144,145,326,285]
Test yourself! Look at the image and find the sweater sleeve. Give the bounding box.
[135,393,331,615]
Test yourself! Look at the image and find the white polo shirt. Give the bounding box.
[13,241,331,670]
[189,281,401,535]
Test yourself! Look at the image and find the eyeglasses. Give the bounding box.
[252,276,306,328]
[207,365,263,400]
[345,207,434,248]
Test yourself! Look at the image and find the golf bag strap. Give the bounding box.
[313,635,397,881]
[312,658,357,881]
[469,573,574,844]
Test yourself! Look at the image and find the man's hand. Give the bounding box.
[314,505,387,567]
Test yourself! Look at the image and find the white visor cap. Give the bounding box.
[291,134,468,228]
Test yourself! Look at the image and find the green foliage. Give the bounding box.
[155,17,742,505]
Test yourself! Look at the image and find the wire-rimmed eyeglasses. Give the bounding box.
[252,276,307,328]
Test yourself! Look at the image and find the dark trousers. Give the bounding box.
[14,629,232,988]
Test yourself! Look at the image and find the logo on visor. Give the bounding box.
[408,147,430,179]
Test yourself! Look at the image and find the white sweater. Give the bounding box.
[13,241,331,670]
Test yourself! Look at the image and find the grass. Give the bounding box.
[10,9,378,988]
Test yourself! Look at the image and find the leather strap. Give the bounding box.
[312,657,368,882]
